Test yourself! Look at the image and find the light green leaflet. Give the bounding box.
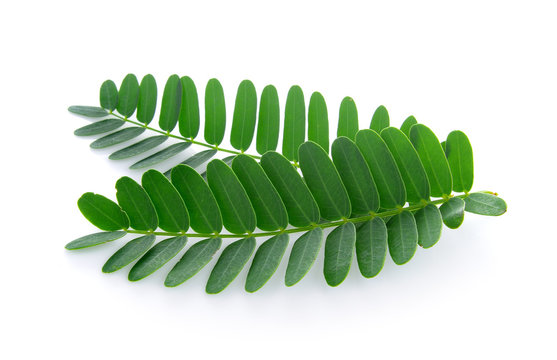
[445,130,474,192]
[355,218,387,278]
[337,96,358,140]
[331,136,379,215]
[440,197,465,229]
[109,136,168,160]
[370,105,389,132]
[256,85,280,155]
[65,231,126,250]
[164,149,217,177]
[115,176,158,231]
[298,141,351,220]
[159,74,182,132]
[464,192,507,216]
[324,222,356,287]
[206,237,256,294]
[90,127,146,149]
[171,165,223,234]
[355,129,406,209]
[414,204,442,248]
[400,115,417,137]
[117,73,139,118]
[74,119,124,136]
[68,105,108,118]
[308,92,329,153]
[285,228,323,286]
[178,76,200,139]
[206,159,256,234]
[128,236,188,281]
[231,80,257,151]
[232,155,288,231]
[165,237,222,287]
[245,234,289,293]
[77,192,129,231]
[204,78,226,146]
[129,142,191,169]
[387,211,418,265]
[282,85,305,162]
[260,151,320,227]
[137,74,157,125]
[141,170,189,232]
[100,80,118,111]
[102,234,155,273]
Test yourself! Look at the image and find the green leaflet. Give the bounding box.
[381,127,430,203]
[65,231,126,250]
[285,228,323,286]
[78,192,129,231]
[137,74,157,125]
[141,170,189,232]
[204,78,226,146]
[355,129,406,209]
[68,105,108,118]
[178,76,200,139]
[446,130,474,192]
[245,234,289,293]
[232,155,288,231]
[464,192,507,216]
[171,165,223,234]
[129,142,191,169]
[128,236,188,281]
[231,80,257,151]
[260,151,320,227]
[164,149,217,176]
[414,204,443,248]
[165,237,222,287]
[256,85,280,155]
[158,74,182,132]
[206,159,256,234]
[109,136,168,160]
[90,127,146,149]
[100,80,118,111]
[308,92,329,153]
[400,115,417,137]
[355,218,387,278]
[206,237,256,294]
[331,136,379,215]
[200,155,235,180]
[117,74,139,118]
[115,176,158,231]
[410,124,453,197]
[440,197,465,229]
[324,222,356,287]
[387,211,418,265]
[102,234,155,273]
[74,119,124,136]
[370,105,389,132]
[337,97,358,140]
[282,85,305,162]
[299,141,351,220]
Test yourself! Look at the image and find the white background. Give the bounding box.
[1,1,555,359]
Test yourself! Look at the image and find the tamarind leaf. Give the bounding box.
[337,96,358,140]
[100,80,118,111]
[355,217,387,278]
[387,211,418,265]
[445,130,474,192]
[78,192,129,231]
[116,73,139,118]
[178,76,200,139]
[102,235,155,273]
[440,197,465,229]
[282,85,305,161]
[204,78,226,146]
[285,228,323,286]
[159,74,182,132]
[414,204,442,248]
[137,74,157,125]
[231,80,257,151]
[164,149,217,177]
[129,142,191,169]
[308,92,329,153]
[400,115,417,137]
[464,192,507,216]
[256,85,280,155]
[90,127,145,149]
[128,236,188,281]
[109,136,168,160]
[370,105,389,132]
[165,237,222,287]
[324,222,356,287]
[115,176,158,231]
[74,119,124,136]
[65,231,126,250]
[206,237,256,294]
[245,234,289,293]
[68,105,108,118]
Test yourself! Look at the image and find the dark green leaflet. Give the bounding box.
[231,80,257,151]
[308,92,329,153]
[324,222,356,287]
[387,211,418,265]
[381,127,430,203]
[65,231,126,250]
[204,78,226,146]
[90,127,146,149]
[282,85,305,162]
[115,176,158,231]
[355,218,387,278]
[206,159,256,234]
[440,197,465,229]
[164,149,217,177]
[400,115,417,137]
[200,155,236,180]
[129,142,191,169]
[117,74,139,118]
[158,74,182,132]
[108,136,168,160]
[171,165,223,234]
[206,237,256,294]
[232,155,288,231]
[100,80,118,111]
[260,151,320,227]
[355,129,406,209]
[410,124,453,197]
[165,237,222,287]
[178,76,200,139]
[141,170,189,232]
[370,105,389,132]
[137,74,157,125]
[331,136,379,215]
[102,235,155,273]
[445,130,474,192]
[245,234,289,293]
[337,96,358,140]
[256,85,280,155]
[128,236,188,281]
[74,119,124,136]
[285,228,323,286]
[68,105,108,118]
[298,141,351,220]
[464,192,507,216]
[414,204,442,248]
[78,192,129,231]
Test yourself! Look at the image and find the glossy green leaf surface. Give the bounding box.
[178,76,200,139]
[324,222,356,287]
[387,211,418,265]
[440,197,465,229]
[285,228,323,286]
[464,193,507,216]
[245,234,289,293]
[337,97,358,140]
[158,74,182,132]
[164,149,217,176]
[231,80,257,151]
[206,237,256,294]
[355,218,387,278]
[90,127,145,149]
[165,237,222,287]
[65,231,126,250]
[129,142,190,169]
[256,85,280,155]
[74,119,124,136]
[204,78,226,146]
[116,74,139,118]
[108,136,167,160]
[446,130,474,192]
[68,105,108,118]
[370,105,389,132]
[137,74,157,125]
[400,115,417,137]
[128,236,188,281]
[308,92,329,153]
[102,235,155,273]
[414,204,442,248]
[100,80,118,111]
[282,85,305,162]
[115,176,157,231]
[78,192,129,231]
